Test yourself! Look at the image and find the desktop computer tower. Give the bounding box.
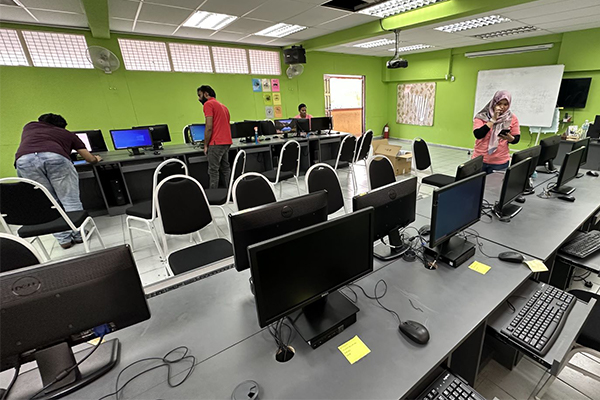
[109,179,126,206]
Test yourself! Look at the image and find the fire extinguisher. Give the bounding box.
[383,123,389,139]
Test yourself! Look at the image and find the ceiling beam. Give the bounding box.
[301,0,540,50]
[81,0,110,39]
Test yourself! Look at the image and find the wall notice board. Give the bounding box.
[473,65,565,127]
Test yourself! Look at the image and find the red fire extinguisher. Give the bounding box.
[383,123,389,139]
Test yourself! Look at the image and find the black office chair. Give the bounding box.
[156,174,233,276]
[354,130,374,166]
[367,155,396,190]
[232,172,277,211]
[412,138,455,193]
[305,163,345,215]
[0,177,105,259]
[0,233,43,272]
[262,140,301,196]
[323,134,358,192]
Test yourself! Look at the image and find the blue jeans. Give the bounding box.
[16,152,83,245]
[482,161,509,175]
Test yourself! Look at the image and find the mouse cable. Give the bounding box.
[98,346,196,400]
[0,365,20,400]
[345,285,359,303]
[462,229,499,259]
[350,280,402,324]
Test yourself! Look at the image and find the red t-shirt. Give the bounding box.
[15,121,86,162]
[203,98,232,146]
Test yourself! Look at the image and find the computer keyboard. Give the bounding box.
[560,230,600,259]
[501,283,575,356]
[419,371,485,400]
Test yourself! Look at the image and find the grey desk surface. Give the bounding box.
[130,240,531,400]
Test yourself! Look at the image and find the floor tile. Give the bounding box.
[480,358,548,400]
[475,378,517,400]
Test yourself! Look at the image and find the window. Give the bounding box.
[169,43,213,73]
[211,46,248,74]
[118,39,171,72]
[0,29,29,66]
[249,49,281,76]
[21,31,92,69]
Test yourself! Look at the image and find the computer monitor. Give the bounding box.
[110,128,153,156]
[352,177,416,261]
[133,124,171,151]
[537,135,561,172]
[248,208,373,349]
[72,130,108,153]
[274,119,296,138]
[310,117,332,133]
[494,157,532,219]
[455,155,483,182]
[295,118,310,133]
[230,191,328,273]
[258,120,276,136]
[189,124,205,143]
[511,145,541,194]
[71,133,92,154]
[232,121,258,141]
[427,172,486,267]
[572,137,590,168]
[587,115,600,140]
[0,245,150,399]
[551,147,585,195]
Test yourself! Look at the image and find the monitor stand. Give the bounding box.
[6,339,119,400]
[289,291,359,349]
[550,185,575,195]
[424,236,476,268]
[576,172,584,179]
[374,229,409,261]
[130,148,144,156]
[495,202,523,219]
[152,142,163,151]
[538,160,558,174]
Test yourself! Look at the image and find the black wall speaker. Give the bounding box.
[284,46,306,65]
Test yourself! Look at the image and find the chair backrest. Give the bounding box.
[232,172,277,211]
[183,125,191,144]
[336,135,357,167]
[227,150,247,202]
[151,159,189,218]
[355,130,373,162]
[277,140,300,179]
[305,163,345,215]
[368,155,396,190]
[412,138,432,171]
[0,178,75,230]
[156,175,212,235]
[0,233,42,273]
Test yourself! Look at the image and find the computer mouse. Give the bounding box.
[399,320,430,345]
[498,251,524,263]
[587,170,599,177]
[515,196,526,204]
[558,194,576,202]
[153,151,161,155]
[418,225,430,236]
[273,135,279,139]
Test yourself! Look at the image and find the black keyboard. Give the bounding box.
[561,230,600,259]
[501,283,575,356]
[419,371,485,400]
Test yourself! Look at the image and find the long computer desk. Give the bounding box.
[556,139,600,171]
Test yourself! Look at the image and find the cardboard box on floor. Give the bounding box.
[372,139,412,176]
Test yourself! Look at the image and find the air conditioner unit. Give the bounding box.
[464,44,553,58]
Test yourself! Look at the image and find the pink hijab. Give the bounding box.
[475,90,513,155]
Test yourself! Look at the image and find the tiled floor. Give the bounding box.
[5,139,599,399]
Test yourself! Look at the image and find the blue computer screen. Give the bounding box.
[190,124,205,142]
[110,129,152,149]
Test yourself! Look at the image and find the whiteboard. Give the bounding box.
[473,65,564,127]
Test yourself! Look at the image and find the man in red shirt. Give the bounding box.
[198,85,233,189]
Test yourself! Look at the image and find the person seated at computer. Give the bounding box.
[472,90,520,174]
[14,113,102,249]
[294,103,313,119]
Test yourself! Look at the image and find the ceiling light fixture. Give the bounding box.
[473,26,540,40]
[358,0,448,18]
[464,43,553,58]
[183,11,237,30]
[353,38,396,48]
[254,23,307,38]
[388,44,433,52]
[435,15,511,33]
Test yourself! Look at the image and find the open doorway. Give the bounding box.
[324,75,365,135]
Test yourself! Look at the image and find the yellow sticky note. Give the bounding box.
[525,259,548,272]
[87,337,105,346]
[469,261,491,275]
[338,335,371,365]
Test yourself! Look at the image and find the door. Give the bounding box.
[324,75,365,135]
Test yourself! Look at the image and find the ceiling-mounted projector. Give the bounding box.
[387,29,408,69]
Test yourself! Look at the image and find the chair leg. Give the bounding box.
[294,176,300,195]
[279,180,283,197]
[350,165,358,193]
[82,231,90,253]
[219,206,229,235]
[148,221,165,260]
[33,237,50,261]
[89,219,105,249]
[126,217,135,250]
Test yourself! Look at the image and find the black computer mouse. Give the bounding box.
[399,320,430,344]
[418,225,430,236]
[587,170,599,177]
[498,251,524,263]
[515,196,526,204]
[558,194,576,202]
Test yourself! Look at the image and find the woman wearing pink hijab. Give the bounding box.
[472,90,521,174]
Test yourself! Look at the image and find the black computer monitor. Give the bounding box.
[0,246,150,399]
[295,118,310,133]
[233,121,258,141]
[110,128,153,156]
[71,133,92,155]
[133,124,171,151]
[511,145,541,194]
[274,119,296,138]
[188,124,205,143]
[258,120,276,136]
[427,172,486,267]
[495,157,532,219]
[587,115,600,140]
[537,135,561,172]
[551,147,585,195]
[310,117,332,133]
[230,191,328,273]
[455,155,483,181]
[72,130,108,152]
[572,137,590,168]
[352,177,416,261]
[248,208,374,349]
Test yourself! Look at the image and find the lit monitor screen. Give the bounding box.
[274,119,296,134]
[110,128,152,150]
[71,133,92,153]
[190,124,205,142]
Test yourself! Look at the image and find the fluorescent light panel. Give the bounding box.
[183,11,237,30]
[474,26,540,40]
[359,0,448,18]
[254,23,306,38]
[354,38,396,48]
[465,43,553,58]
[435,15,511,33]
[389,44,433,52]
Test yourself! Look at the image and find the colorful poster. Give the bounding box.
[272,93,282,105]
[262,79,271,92]
[271,79,280,92]
[252,78,262,92]
[265,106,274,119]
[396,82,436,126]
[263,93,273,105]
[274,106,283,118]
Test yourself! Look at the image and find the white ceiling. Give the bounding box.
[0,0,599,52]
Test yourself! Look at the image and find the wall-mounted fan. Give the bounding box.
[86,46,120,74]
[286,64,304,79]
